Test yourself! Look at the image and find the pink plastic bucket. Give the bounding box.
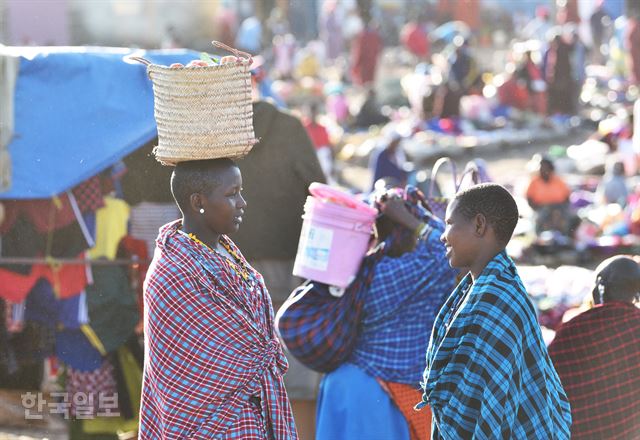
[293,185,378,288]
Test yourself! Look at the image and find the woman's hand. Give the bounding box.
[379,196,423,231]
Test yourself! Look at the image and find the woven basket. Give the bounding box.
[133,42,257,166]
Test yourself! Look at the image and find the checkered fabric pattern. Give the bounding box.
[139,220,297,440]
[548,302,640,440]
[71,176,105,213]
[275,246,385,373]
[349,216,456,385]
[418,251,572,439]
[66,358,118,416]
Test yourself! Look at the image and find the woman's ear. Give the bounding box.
[189,193,202,214]
[474,213,487,236]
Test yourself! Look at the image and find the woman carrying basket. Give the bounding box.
[136,42,297,440]
[139,159,298,439]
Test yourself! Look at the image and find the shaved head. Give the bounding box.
[593,256,640,304]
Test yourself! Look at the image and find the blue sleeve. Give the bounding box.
[363,219,448,322]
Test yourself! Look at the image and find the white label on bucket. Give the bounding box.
[298,224,333,271]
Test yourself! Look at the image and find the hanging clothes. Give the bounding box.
[71,175,105,213]
[66,358,118,417]
[85,265,139,353]
[0,194,79,234]
[128,202,179,256]
[0,257,88,303]
[55,328,103,372]
[88,196,130,260]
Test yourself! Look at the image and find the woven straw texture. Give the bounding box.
[147,60,257,165]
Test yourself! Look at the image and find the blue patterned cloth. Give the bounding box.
[348,216,457,385]
[418,251,572,439]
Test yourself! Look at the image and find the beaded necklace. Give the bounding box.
[185,232,250,282]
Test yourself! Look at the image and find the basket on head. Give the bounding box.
[132,41,258,166]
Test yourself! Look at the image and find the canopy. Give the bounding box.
[0,46,201,199]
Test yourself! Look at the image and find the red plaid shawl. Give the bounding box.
[548,302,640,439]
[139,220,297,439]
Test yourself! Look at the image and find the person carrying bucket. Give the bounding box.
[314,185,457,440]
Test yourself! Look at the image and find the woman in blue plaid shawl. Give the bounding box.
[139,160,297,439]
[416,183,572,439]
[316,185,457,440]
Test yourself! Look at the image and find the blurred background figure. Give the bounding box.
[350,16,382,86]
[303,102,335,183]
[400,14,430,62]
[369,131,408,191]
[526,156,572,234]
[235,14,262,55]
[319,0,344,62]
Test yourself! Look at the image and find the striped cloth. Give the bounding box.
[418,251,572,439]
[548,302,640,439]
[348,216,456,384]
[139,220,297,440]
[129,202,180,256]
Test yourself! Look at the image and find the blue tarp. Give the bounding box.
[1,47,201,199]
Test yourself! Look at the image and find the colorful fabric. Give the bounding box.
[139,220,297,439]
[66,358,118,416]
[0,194,78,234]
[129,202,180,256]
[88,196,130,260]
[349,217,455,384]
[418,251,572,439]
[316,363,410,440]
[382,380,431,440]
[56,328,104,372]
[0,259,88,303]
[71,175,105,213]
[548,302,640,439]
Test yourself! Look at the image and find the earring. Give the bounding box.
[199,208,205,214]
[598,281,605,304]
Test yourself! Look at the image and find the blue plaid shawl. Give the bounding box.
[348,215,457,384]
[417,251,572,439]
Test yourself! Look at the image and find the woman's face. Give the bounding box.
[441,199,479,269]
[199,166,246,235]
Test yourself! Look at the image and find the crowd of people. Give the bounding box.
[139,2,640,439]
[4,1,640,440]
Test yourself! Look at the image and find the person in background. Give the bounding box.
[625,12,640,85]
[548,255,640,439]
[400,15,430,61]
[354,88,390,128]
[235,15,262,55]
[516,50,547,114]
[319,0,344,62]
[369,131,408,191]
[303,103,334,183]
[234,98,326,440]
[522,5,552,49]
[526,156,572,233]
[449,39,478,95]
[350,18,382,86]
[417,183,572,438]
[597,160,629,206]
[589,0,610,64]
[316,186,457,440]
[544,34,575,115]
[139,159,297,439]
